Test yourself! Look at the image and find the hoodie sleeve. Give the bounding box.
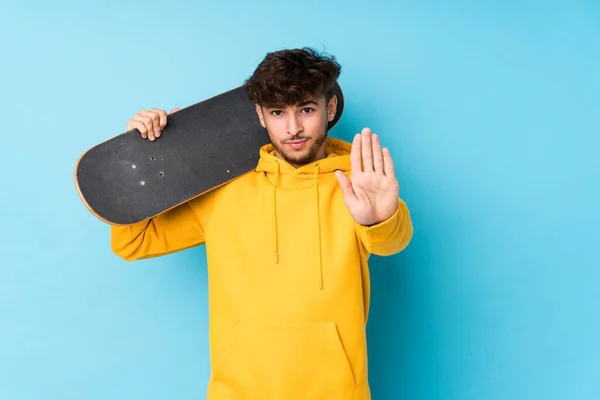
[354,198,413,256]
[110,191,215,262]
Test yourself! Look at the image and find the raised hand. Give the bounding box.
[335,128,400,226]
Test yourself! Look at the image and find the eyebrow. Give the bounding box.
[265,100,320,109]
[298,100,320,107]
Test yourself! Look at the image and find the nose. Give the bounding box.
[286,113,302,135]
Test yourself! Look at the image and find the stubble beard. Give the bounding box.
[272,131,328,167]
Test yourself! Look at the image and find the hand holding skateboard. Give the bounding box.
[126,107,181,141]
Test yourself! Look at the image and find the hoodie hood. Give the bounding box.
[255,137,352,176]
[255,137,352,289]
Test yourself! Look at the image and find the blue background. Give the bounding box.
[1,1,599,399]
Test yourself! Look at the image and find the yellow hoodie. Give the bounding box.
[111,137,413,399]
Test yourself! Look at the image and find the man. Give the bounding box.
[111,47,413,399]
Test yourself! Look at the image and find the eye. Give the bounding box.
[302,107,314,113]
[270,110,282,116]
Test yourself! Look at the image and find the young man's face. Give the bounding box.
[255,94,337,167]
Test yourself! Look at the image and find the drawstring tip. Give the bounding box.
[273,252,279,264]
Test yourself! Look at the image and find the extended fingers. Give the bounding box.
[352,127,393,177]
[350,133,362,173]
[372,133,384,174]
[335,170,357,202]
[361,128,374,172]
[356,127,384,174]
[383,147,396,179]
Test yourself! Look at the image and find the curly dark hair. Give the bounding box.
[244,47,342,107]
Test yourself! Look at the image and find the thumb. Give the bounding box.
[170,107,181,114]
[335,170,356,201]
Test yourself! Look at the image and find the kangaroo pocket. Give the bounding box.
[208,320,356,399]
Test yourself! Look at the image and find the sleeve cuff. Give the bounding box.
[355,199,407,251]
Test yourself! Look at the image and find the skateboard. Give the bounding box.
[74,82,344,225]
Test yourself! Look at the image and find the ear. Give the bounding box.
[327,95,338,122]
[255,104,266,128]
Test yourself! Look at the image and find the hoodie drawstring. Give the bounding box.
[272,160,280,264]
[314,164,323,290]
[270,160,323,290]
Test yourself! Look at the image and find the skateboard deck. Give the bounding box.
[74,82,344,225]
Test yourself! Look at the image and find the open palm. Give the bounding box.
[335,128,399,226]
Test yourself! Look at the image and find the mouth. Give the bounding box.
[285,139,308,149]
